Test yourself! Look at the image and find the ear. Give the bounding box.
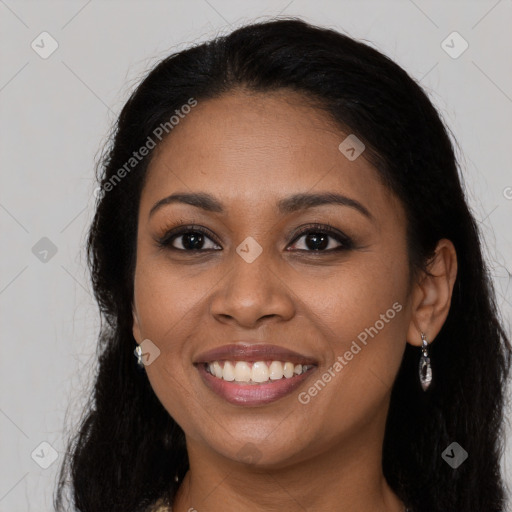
[132,301,142,343]
[407,238,458,346]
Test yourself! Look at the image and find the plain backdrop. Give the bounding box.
[1,1,511,510]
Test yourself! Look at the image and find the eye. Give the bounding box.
[287,223,353,252]
[156,225,221,251]
[156,222,353,253]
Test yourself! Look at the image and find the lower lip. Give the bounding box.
[196,363,316,406]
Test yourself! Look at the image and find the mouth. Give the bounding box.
[203,359,315,383]
[194,343,318,406]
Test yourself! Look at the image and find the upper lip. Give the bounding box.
[194,342,318,365]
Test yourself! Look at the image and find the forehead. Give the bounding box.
[141,89,402,222]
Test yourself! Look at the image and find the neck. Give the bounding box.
[172,406,405,512]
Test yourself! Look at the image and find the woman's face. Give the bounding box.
[132,89,413,466]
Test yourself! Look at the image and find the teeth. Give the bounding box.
[205,360,313,383]
[251,361,269,382]
[283,362,294,378]
[213,361,223,379]
[269,361,284,380]
[234,362,251,382]
[222,361,235,381]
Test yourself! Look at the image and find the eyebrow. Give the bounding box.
[149,192,373,220]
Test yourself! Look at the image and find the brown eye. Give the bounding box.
[288,223,353,252]
[156,223,353,254]
[157,226,221,251]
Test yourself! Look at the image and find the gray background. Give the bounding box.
[1,1,511,510]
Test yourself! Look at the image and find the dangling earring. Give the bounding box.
[419,332,432,391]
[134,344,145,371]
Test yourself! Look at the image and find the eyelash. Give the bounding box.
[155,221,354,254]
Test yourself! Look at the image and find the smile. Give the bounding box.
[196,360,317,406]
[205,360,315,384]
[194,342,318,406]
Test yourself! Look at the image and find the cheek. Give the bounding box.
[294,247,409,343]
[291,247,409,416]
[132,252,225,432]
[133,250,208,342]
[133,272,205,435]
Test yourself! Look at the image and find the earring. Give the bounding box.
[134,344,145,371]
[419,332,432,391]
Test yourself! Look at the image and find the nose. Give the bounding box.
[209,251,295,329]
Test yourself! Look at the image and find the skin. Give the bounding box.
[131,88,457,512]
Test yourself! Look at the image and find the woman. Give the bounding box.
[54,18,512,512]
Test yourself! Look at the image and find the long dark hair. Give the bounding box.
[54,18,512,512]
